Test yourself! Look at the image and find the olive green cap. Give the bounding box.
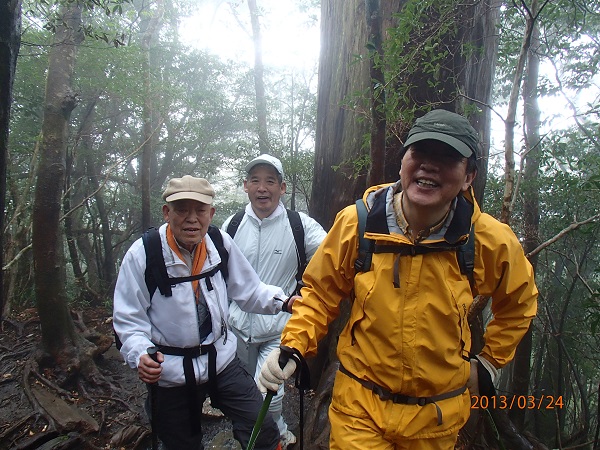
[404,109,479,157]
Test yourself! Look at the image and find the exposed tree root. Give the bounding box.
[0,412,36,443]
[132,429,151,449]
[71,310,113,357]
[92,394,140,415]
[0,308,149,449]
[12,429,59,450]
[22,358,57,433]
[2,316,39,337]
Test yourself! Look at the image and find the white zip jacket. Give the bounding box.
[113,223,286,388]
[222,202,326,343]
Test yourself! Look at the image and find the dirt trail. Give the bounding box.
[0,308,300,449]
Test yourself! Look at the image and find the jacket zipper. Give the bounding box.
[247,223,263,344]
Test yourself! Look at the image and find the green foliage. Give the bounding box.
[332,154,371,180]
[473,0,600,441]
[586,282,600,334]
[382,0,463,128]
[31,0,132,46]
[6,0,319,312]
[494,0,600,106]
[213,199,248,228]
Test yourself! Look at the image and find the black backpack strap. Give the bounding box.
[353,194,475,285]
[457,224,475,287]
[143,225,231,299]
[142,227,172,298]
[226,210,246,239]
[286,209,306,289]
[207,225,229,282]
[354,199,374,272]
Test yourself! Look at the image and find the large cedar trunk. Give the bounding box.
[311,0,496,229]
[310,1,370,229]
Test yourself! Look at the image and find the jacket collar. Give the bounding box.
[246,201,286,223]
[364,182,475,246]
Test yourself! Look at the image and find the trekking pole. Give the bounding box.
[147,346,160,450]
[246,352,289,450]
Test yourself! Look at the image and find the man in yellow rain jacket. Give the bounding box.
[257,109,538,449]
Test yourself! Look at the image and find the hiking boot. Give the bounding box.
[280,430,296,449]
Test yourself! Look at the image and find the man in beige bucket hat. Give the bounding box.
[114,175,289,450]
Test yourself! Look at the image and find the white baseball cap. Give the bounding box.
[245,154,284,179]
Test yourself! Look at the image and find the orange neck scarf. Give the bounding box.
[166,225,207,298]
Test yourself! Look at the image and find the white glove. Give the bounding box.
[257,348,297,393]
[467,355,499,398]
[476,355,499,383]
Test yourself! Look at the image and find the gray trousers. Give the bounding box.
[147,357,279,450]
[235,334,288,437]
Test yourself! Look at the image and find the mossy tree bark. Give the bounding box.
[31,2,103,383]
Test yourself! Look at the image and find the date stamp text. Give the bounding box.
[471,395,564,410]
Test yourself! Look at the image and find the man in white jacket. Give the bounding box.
[222,155,326,448]
[113,175,289,450]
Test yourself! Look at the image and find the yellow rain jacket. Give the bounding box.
[281,182,538,441]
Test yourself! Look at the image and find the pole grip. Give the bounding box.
[247,349,293,450]
[266,349,291,395]
[146,347,161,387]
[147,346,159,363]
[278,349,289,370]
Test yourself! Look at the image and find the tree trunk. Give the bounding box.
[290,75,296,210]
[311,0,497,228]
[64,101,91,303]
[141,50,153,230]
[310,0,370,228]
[510,13,541,430]
[139,0,164,231]
[64,158,87,300]
[365,0,386,186]
[65,98,110,303]
[0,0,22,319]
[460,0,502,205]
[32,2,83,359]
[247,0,270,153]
[499,0,549,224]
[80,101,116,289]
[3,145,37,317]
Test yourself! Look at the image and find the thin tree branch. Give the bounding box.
[2,243,32,271]
[459,93,507,125]
[526,213,600,259]
[548,57,600,153]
